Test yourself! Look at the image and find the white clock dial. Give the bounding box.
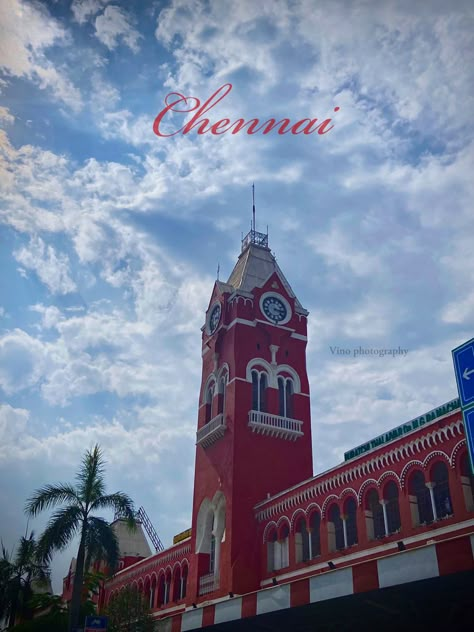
[209,303,221,334]
[262,295,288,323]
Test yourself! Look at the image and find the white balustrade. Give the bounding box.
[196,413,226,448]
[248,410,303,441]
[199,572,219,595]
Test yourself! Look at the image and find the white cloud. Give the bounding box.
[0,403,29,447]
[0,106,14,124]
[0,0,82,111]
[0,329,47,394]
[94,5,142,52]
[71,0,110,24]
[14,236,77,295]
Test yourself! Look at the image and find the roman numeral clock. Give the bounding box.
[260,292,291,325]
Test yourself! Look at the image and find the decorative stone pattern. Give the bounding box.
[255,419,464,524]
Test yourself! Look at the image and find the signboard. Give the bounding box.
[85,616,108,632]
[173,528,192,545]
[462,407,474,471]
[452,337,474,409]
[452,337,474,472]
[344,398,460,461]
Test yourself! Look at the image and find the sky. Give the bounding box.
[0,0,473,592]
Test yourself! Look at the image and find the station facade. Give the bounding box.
[97,230,474,630]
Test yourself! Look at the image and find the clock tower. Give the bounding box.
[188,227,313,601]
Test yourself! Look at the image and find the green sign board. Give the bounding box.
[343,398,460,462]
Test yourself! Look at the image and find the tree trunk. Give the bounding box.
[69,521,87,632]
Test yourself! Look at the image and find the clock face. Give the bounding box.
[209,303,221,334]
[261,295,288,323]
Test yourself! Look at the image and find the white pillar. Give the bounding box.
[426,482,438,521]
[308,528,313,560]
[380,499,389,535]
[180,577,184,600]
[342,516,348,548]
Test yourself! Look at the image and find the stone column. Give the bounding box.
[341,515,348,548]
[307,527,313,560]
[426,482,438,521]
[380,499,389,535]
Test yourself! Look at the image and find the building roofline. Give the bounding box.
[254,397,462,510]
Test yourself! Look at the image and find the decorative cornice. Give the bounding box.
[106,544,191,589]
[255,419,464,522]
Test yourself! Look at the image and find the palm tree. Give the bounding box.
[0,542,14,627]
[0,534,49,628]
[25,445,137,632]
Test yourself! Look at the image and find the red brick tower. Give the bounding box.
[188,227,313,602]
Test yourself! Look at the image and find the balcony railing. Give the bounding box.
[196,413,226,448]
[248,410,303,441]
[199,572,219,596]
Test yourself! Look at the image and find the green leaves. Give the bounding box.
[76,445,106,506]
[0,533,50,627]
[24,484,80,517]
[84,517,120,573]
[105,585,154,632]
[23,443,137,632]
[36,506,82,564]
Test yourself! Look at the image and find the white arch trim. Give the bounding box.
[246,358,276,387]
[275,365,301,393]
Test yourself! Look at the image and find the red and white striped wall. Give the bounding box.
[162,532,474,632]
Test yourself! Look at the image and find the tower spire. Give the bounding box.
[252,183,256,232]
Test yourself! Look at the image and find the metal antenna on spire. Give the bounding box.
[217,262,220,280]
[252,183,256,232]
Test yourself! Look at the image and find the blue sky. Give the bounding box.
[0,0,473,591]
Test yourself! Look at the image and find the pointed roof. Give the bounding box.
[227,236,306,313]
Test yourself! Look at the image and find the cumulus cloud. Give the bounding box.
[0,106,14,124]
[0,329,47,394]
[94,5,142,52]
[14,236,77,295]
[0,0,82,111]
[0,404,29,451]
[71,0,110,24]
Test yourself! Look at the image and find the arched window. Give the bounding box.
[217,373,227,415]
[209,532,216,573]
[384,481,401,533]
[267,524,289,571]
[432,461,453,518]
[309,512,321,558]
[172,567,181,602]
[345,498,358,546]
[279,524,290,568]
[267,529,277,572]
[460,452,474,512]
[365,489,385,540]
[205,383,214,423]
[278,377,294,418]
[150,576,157,608]
[409,470,433,526]
[181,564,188,599]
[328,505,345,552]
[252,370,267,412]
[144,578,151,609]
[157,574,165,607]
[164,570,171,605]
[295,517,309,563]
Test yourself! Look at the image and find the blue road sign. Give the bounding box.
[85,616,108,631]
[452,337,474,409]
[462,407,474,473]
